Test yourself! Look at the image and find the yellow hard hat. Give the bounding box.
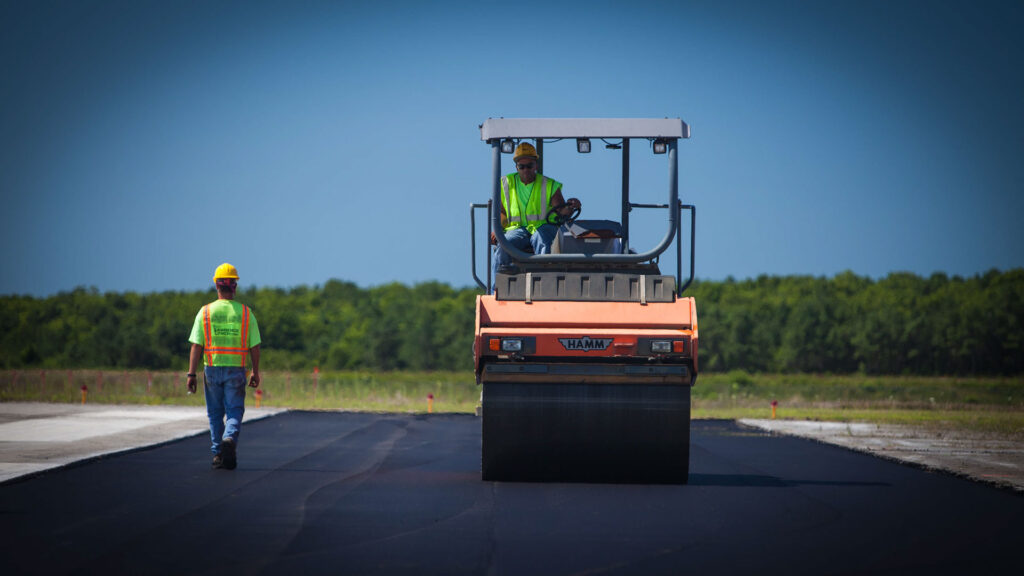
[213,263,239,281]
[513,142,538,161]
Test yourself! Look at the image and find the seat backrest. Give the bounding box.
[553,220,623,255]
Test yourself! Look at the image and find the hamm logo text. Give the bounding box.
[559,337,613,351]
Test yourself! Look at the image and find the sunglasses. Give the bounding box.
[517,162,536,170]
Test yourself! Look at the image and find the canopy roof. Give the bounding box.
[480,118,689,141]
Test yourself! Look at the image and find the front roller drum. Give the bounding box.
[481,382,691,484]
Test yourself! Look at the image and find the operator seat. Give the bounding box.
[552,220,624,255]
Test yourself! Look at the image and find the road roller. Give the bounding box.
[471,118,699,483]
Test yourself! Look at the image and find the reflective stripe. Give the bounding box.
[239,305,249,370]
[202,305,214,366]
[520,176,547,227]
[502,177,523,223]
[539,176,548,212]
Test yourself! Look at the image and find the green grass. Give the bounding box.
[692,371,1024,437]
[2,369,1021,436]
[694,370,1023,407]
[0,369,480,413]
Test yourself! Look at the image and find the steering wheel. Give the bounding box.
[545,202,581,226]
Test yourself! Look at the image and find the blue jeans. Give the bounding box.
[203,366,247,455]
[492,224,557,284]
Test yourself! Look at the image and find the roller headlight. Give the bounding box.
[651,340,672,353]
[501,338,523,352]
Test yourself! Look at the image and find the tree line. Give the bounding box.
[1,270,1021,375]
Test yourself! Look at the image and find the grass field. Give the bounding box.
[693,371,1024,436]
[2,369,1022,437]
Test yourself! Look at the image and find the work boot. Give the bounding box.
[211,453,224,469]
[221,437,237,470]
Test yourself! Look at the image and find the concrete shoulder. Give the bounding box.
[0,402,287,484]
[739,418,1024,492]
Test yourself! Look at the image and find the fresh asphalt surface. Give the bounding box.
[1,412,1020,575]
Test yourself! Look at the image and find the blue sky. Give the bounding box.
[2,0,1022,296]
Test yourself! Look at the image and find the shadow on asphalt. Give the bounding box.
[689,473,890,488]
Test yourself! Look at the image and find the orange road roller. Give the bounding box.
[471,118,699,483]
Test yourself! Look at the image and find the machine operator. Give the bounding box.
[491,142,581,280]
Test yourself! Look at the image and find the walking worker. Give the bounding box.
[186,263,261,470]
[492,142,581,278]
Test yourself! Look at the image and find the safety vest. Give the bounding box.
[501,173,560,234]
[201,301,251,368]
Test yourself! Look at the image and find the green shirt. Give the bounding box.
[189,300,261,367]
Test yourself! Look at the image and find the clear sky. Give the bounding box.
[2,0,1022,296]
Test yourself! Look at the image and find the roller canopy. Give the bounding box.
[480,118,690,140]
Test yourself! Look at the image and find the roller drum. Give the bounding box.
[481,382,691,483]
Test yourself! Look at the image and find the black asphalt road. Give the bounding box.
[1,412,1020,575]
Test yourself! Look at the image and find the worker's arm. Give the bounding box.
[551,188,581,216]
[248,345,261,388]
[186,344,203,393]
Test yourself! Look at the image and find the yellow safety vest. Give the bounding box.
[201,302,252,368]
[501,173,560,234]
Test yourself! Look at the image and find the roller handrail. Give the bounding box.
[678,204,696,295]
[627,201,696,295]
[470,201,491,292]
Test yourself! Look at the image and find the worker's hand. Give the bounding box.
[489,231,497,245]
[248,372,261,388]
[566,197,581,211]
[186,374,197,395]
